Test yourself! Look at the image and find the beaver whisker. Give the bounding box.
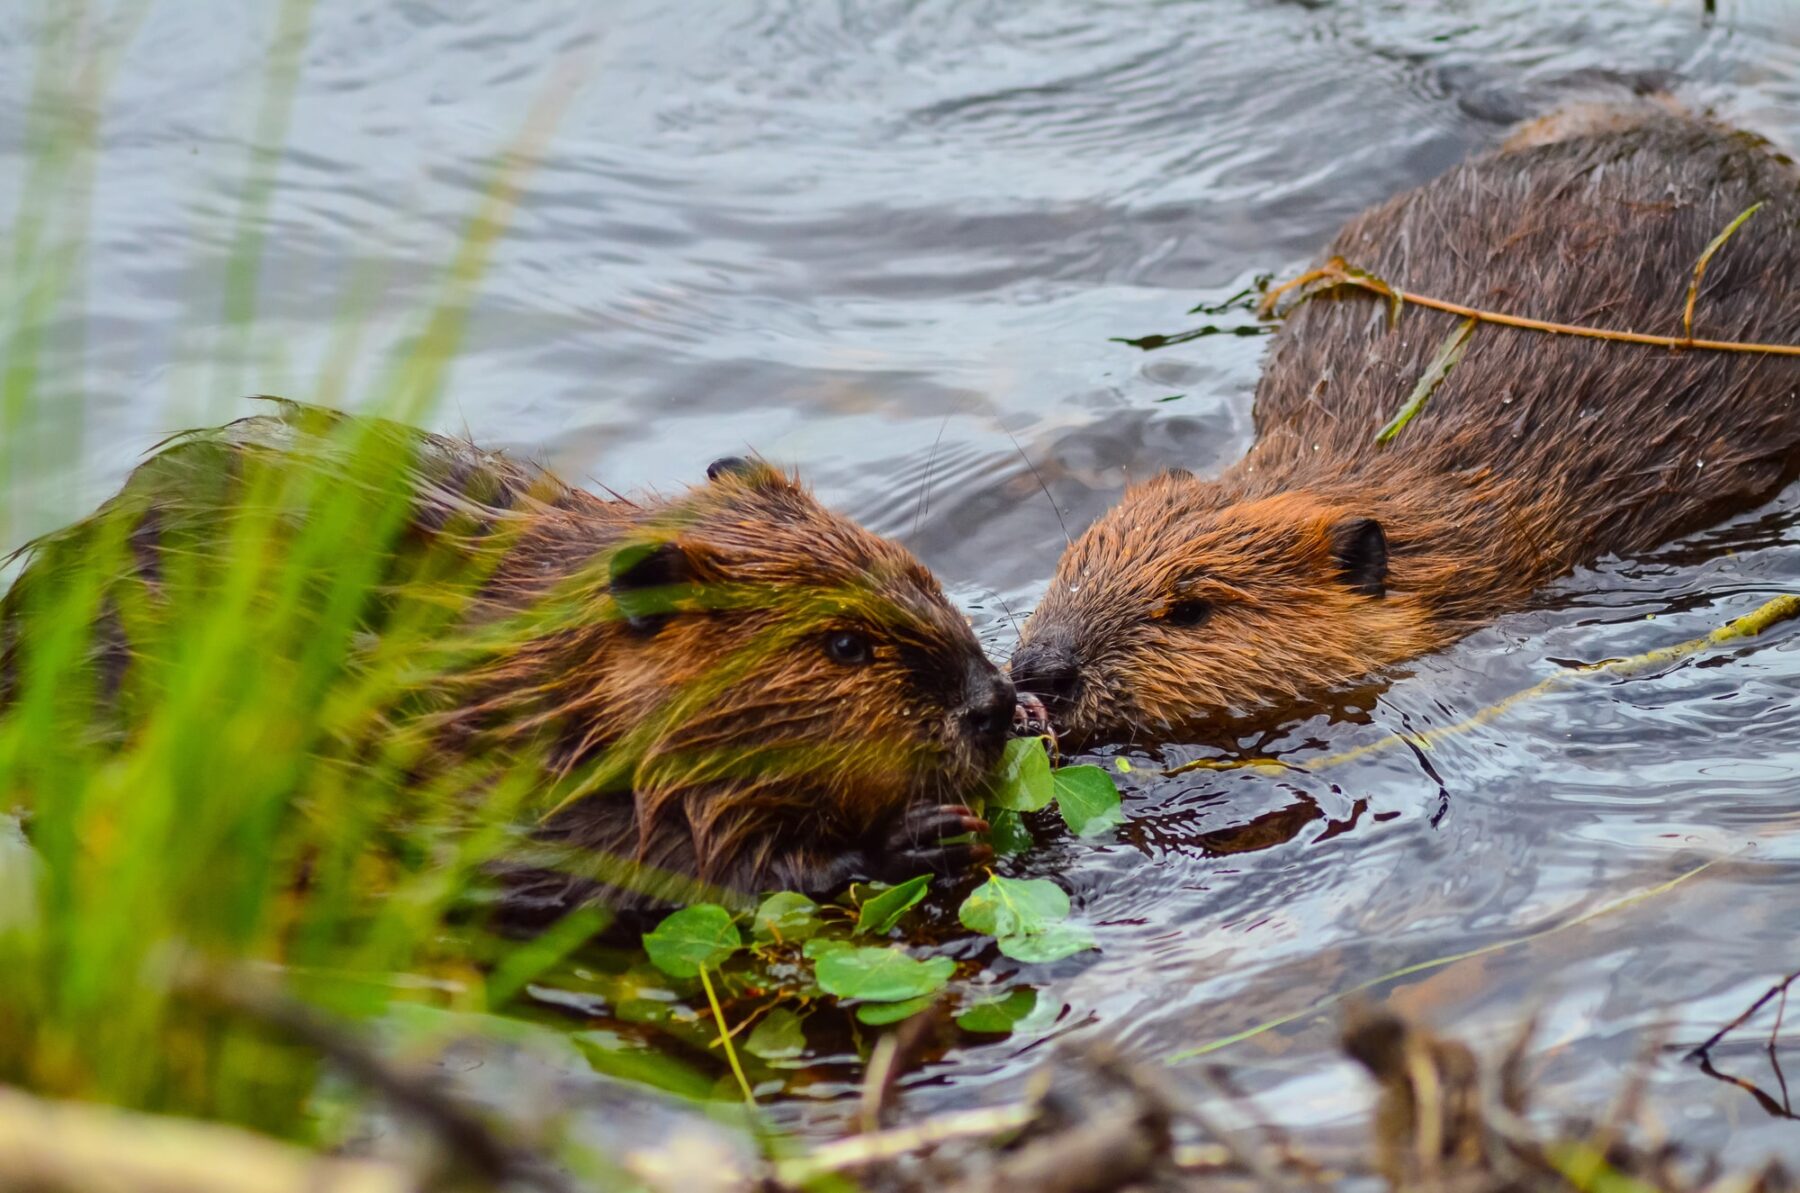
[1005,428,1071,549]
[912,412,955,541]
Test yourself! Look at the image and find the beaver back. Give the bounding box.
[1246,115,1800,567]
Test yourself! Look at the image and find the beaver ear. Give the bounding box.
[1330,517,1387,598]
[706,455,788,489]
[609,541,694,631]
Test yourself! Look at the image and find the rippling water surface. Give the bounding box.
[7,0,1800,1167]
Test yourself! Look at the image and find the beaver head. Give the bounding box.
[1008,470,1433,743]
[465,455,1014,896]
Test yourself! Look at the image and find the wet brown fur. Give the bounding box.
[2,402,1010,912]
[1015,105,1800,741]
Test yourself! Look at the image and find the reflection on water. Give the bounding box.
[6,0,1800,1167]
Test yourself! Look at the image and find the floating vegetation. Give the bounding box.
[1684,202,1763,340]
[1375,316,1476,443]
[1113,323,1271,351]
[1113,277,1276,350]
[601,738,1117,1051]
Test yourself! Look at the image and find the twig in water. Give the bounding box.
[859,998,948,1133]
[1684,970,1800,1061]
[1193,1065,1321,1191]
[1205,1064,1333,1185]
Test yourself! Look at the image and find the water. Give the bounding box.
[7,0,1800,1169]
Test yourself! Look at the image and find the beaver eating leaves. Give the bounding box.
[1012,103,1800,743]
[1,402,1013,911]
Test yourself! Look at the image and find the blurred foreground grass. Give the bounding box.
[0,5,677,1177]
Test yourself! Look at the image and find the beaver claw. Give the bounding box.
[1012,692,1052,739]
[875,803,992,880]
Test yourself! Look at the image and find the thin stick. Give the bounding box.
[1404,1037,1444,1183]
[1684,202,1763,339]
[1684,970,1800,1060]
[1194,1067,1318,1191]
[699,965,757,1108]
[1262,256,1800,357]
[778,1102,1037,1181]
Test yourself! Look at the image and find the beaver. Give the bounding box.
[1011,104,1800,742]
[1,401,1011,911]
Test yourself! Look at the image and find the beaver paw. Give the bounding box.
[1012,692,1052,739]
[876,803,992,880]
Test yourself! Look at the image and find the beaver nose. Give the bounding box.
[1009,640,1080,715]
[958,667,1015,746]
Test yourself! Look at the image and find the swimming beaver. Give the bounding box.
[1011,105,1800,742]
[1,402,1011,910]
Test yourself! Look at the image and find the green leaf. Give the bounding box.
[802,936,853,961]
[989,736,1053,812]
[1113,758,1132,773]
[642,904,742,978]
[1375,316,1476,443]
[997,923,1096,963]
[856,993,939,1026]
[752,891,822,943]
[987,808,1034,857]
[955,988,1039,1034]
[958,875,1069,939]
[814,947,955,1003]
[1052,765,1125,838]
[744,1007,807,1060]
[855,874,931,936]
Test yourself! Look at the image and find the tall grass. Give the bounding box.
[0,2,648,1164]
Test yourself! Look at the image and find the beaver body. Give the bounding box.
[1012,108,1800,741]
[2,403,1010,910]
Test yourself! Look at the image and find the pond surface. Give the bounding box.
[7,0,1800,1169]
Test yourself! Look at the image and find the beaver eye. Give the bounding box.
[824,630,873,666]
[1161,598,1213,628]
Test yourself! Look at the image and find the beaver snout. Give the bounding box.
[1008,636,1081,721]
[957,663,1016,749]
